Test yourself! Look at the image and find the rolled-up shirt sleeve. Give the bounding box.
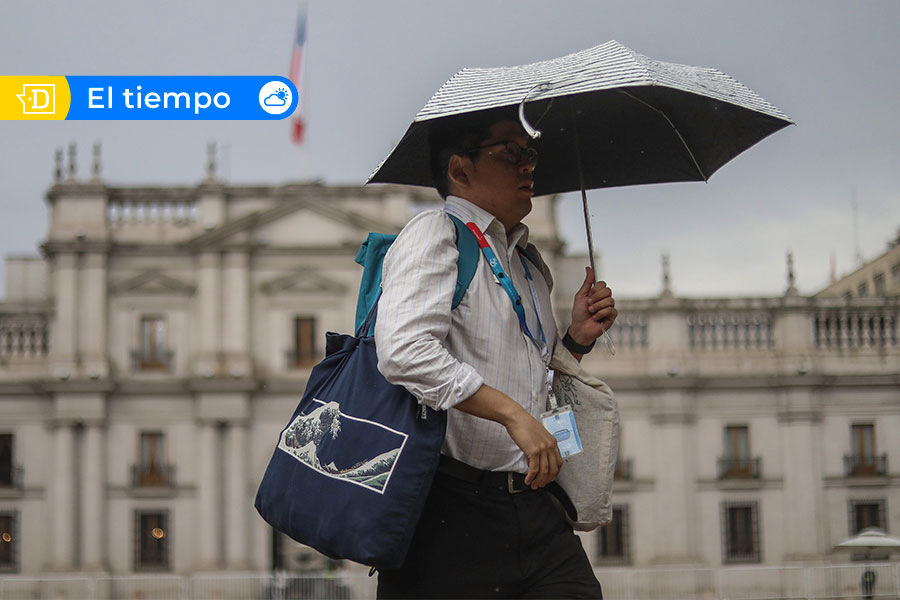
[375,210,484,411]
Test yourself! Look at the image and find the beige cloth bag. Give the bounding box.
[549,334,620,531]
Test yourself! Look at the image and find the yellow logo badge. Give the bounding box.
[17,83,56,114]
[0,77,70,120]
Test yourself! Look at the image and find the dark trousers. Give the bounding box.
[377,458,603,599]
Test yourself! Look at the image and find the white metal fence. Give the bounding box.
[0,564,897,599]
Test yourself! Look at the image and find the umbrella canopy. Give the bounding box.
[837,528,900,550]
[367,40,793,197]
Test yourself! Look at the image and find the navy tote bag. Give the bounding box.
[254,317,447,569]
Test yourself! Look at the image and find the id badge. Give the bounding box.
[540,405,583,458]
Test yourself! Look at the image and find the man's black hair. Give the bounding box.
[428,107,519,199]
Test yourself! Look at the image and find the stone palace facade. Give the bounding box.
[0,146,898,577]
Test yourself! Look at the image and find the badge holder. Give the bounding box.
[541,376,583,458]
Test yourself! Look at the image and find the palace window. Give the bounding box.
[722,501,761,563]
[849,500,886,535]
[848,500,888,561]
[0,512,18,572]
[0,434,13,487]
[135,315,171,370]
[719,425,760,479]
[873,272,886,295]
[292,316,318,367]
[596,505,630,564]
[134,510,169,570]
[133,432,171,487]
[614,429,631,480]
[857,282,868,297]
[845,424,886,477]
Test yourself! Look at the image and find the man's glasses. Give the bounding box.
[467,140,538,167]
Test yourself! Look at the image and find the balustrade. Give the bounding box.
[609,315,648,351]
[0,316,49,359]
[815,308,898,349]
[688,313,773,350]
[107,198,197,226]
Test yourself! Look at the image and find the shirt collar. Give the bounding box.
[444,196,531,251]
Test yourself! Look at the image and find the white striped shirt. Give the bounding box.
[375,196,558,473]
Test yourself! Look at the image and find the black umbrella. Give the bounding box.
[368,40,793,352]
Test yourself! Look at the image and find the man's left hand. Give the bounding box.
[569,266,618,349]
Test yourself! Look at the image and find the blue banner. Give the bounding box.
[64,76,298,120]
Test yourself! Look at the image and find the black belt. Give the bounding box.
[437,455,578,520]
[438,454,531,493]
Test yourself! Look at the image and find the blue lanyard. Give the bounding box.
[465,222,547,355]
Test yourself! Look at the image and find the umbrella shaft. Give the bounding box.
[580,187,597,279]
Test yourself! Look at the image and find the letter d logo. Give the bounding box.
[17,84,56,114]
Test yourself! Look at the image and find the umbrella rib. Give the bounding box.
[618,90,708,182]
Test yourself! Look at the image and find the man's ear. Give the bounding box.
[447,154,470,192]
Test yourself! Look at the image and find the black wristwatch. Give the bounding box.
[563,330,595,354]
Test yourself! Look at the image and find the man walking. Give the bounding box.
[375,112,617,598]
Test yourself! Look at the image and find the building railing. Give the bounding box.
[2,564,900,599]
[108,198,198,226]
[0,317,48,360]
[843,454,888,477]
[130,349,175,371]
[717,457,762,480]
[131,464,176,487]
[0,465,23,489]
[688,313,773,350]
[609,316,648,351]
[815,309,899,349]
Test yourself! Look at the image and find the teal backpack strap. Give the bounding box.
[353,213,480,336]
[354,232,397,333]
[447,213,479,309]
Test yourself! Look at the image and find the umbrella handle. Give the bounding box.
[518,82,554,139]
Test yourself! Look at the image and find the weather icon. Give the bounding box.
[258,81,295,115]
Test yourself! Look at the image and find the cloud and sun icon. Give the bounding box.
[263,87,290,107]
[258,81,296,115]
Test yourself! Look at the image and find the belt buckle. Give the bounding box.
[508,472,526,494]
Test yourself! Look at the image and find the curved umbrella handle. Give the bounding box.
[518,82,554,139]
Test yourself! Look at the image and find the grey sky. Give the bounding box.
[1,0,898,297]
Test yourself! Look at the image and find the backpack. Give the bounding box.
[353,211,544,335]
[353,212,479,336]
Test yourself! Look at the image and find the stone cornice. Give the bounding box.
[822,475,900,488]
[41,240,113,256]
[0,300,54,315]
[185,377,261,393]
[0,381,49,396]
[601,372,900,392]
[696,477,785,491]
[45,181,109,201]
[39,379,116,393]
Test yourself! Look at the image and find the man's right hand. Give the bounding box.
[504,411,564,489]
[455,384,563,489]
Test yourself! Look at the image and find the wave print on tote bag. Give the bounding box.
[277,398,408,494]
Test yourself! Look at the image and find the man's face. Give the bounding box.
[463,120,536,229]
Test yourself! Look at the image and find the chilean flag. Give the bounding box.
[289,4,307,144]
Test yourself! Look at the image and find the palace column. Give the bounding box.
[224,421,249,568]
[195,420,221,568]
[195,252,222,376]
[222,251,251,377]
[51,423,76,569]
